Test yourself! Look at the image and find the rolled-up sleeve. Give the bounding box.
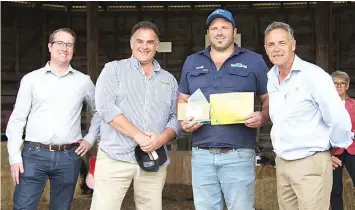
[166,77,182,137]
[95,61,123,123]
[311,70,353,148]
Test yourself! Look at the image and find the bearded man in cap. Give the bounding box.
[178,9,270,210]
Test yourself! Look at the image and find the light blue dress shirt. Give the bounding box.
[267,55,353,160]
[6,62,101,165]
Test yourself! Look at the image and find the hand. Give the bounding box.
[181,117,202,133]
[140,132,164,153]
[332,156,342,170]
[10,162,24,185]
[133,133,153,146]
[245,111,263,128]
[75,140,92,157]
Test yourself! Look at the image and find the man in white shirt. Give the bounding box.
[264,21,353,210]
[6,28,100,210]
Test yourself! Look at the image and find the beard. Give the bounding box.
[210,37,234,51]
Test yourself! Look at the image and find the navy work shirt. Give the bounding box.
[179,44,269,149]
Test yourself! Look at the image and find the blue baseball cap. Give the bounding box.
[206,9,236,28]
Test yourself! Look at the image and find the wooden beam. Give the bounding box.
[86,2,99,83]
[315,2,331,72]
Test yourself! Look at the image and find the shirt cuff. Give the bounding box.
[166,123,182,138]
[101,106,123,124]
[9,153,23,165]
[83,133,97,146]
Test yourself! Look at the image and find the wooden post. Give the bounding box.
[41,11,47,65]
[86,2,99,83]
[254,13,260,53]
[315,2,331,72]
[86,2,99,140]
[15,18,19,75]
[67,2,72,28]
[335,15,340,70]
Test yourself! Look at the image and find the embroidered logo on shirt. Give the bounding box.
[160,81,170,85]
[231,63,248,69]
[196,66,204,69]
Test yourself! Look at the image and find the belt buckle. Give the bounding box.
[209,148,221,153]
[49,145,55,152]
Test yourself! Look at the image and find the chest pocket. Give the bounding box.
[285,85,316,114]
[188,70,210,92]
[223,68,252,91]
[155,84,172,107]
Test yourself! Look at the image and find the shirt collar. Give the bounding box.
[271,54,303,78]
[130,55,162,73]
[43,61,74,76]
[198,44,246,59]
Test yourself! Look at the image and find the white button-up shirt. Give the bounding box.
[6,62,101,165]
[267,55,353,160]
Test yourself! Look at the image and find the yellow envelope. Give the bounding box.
[177,103,210,122]
[210,92,254,125]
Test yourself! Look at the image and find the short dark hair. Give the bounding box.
[49,28,77,45]
[131,21,160,41]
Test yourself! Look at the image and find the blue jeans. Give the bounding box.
[13,143,81,210]
[191,147,256,210]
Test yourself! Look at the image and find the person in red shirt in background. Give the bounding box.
[330,71,355,210]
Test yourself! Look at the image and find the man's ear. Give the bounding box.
[291,39,296,52]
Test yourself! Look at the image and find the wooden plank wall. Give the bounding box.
[1,3,355,157]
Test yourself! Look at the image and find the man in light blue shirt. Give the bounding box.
[264,21,353,210]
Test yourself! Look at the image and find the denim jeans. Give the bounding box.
[13,143,81,210]
[191,147,256,210]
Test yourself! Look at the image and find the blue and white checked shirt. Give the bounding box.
[268,55,353,160]
[95,56,180,163]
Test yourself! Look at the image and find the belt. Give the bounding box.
[197,147,236,153]
[25,141,80,151]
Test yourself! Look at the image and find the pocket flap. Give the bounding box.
[227,68,249,77]
[189,69,209,77]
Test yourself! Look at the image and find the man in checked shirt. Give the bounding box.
[6,28,100,210]
[90,21,180,210]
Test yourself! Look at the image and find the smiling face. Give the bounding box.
[264,28,296,68]
[48,31,74,65]
[207,18,236,51]
[130,28,159,65]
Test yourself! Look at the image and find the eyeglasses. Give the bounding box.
[334,82,347,87]
[51,41,74,49]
